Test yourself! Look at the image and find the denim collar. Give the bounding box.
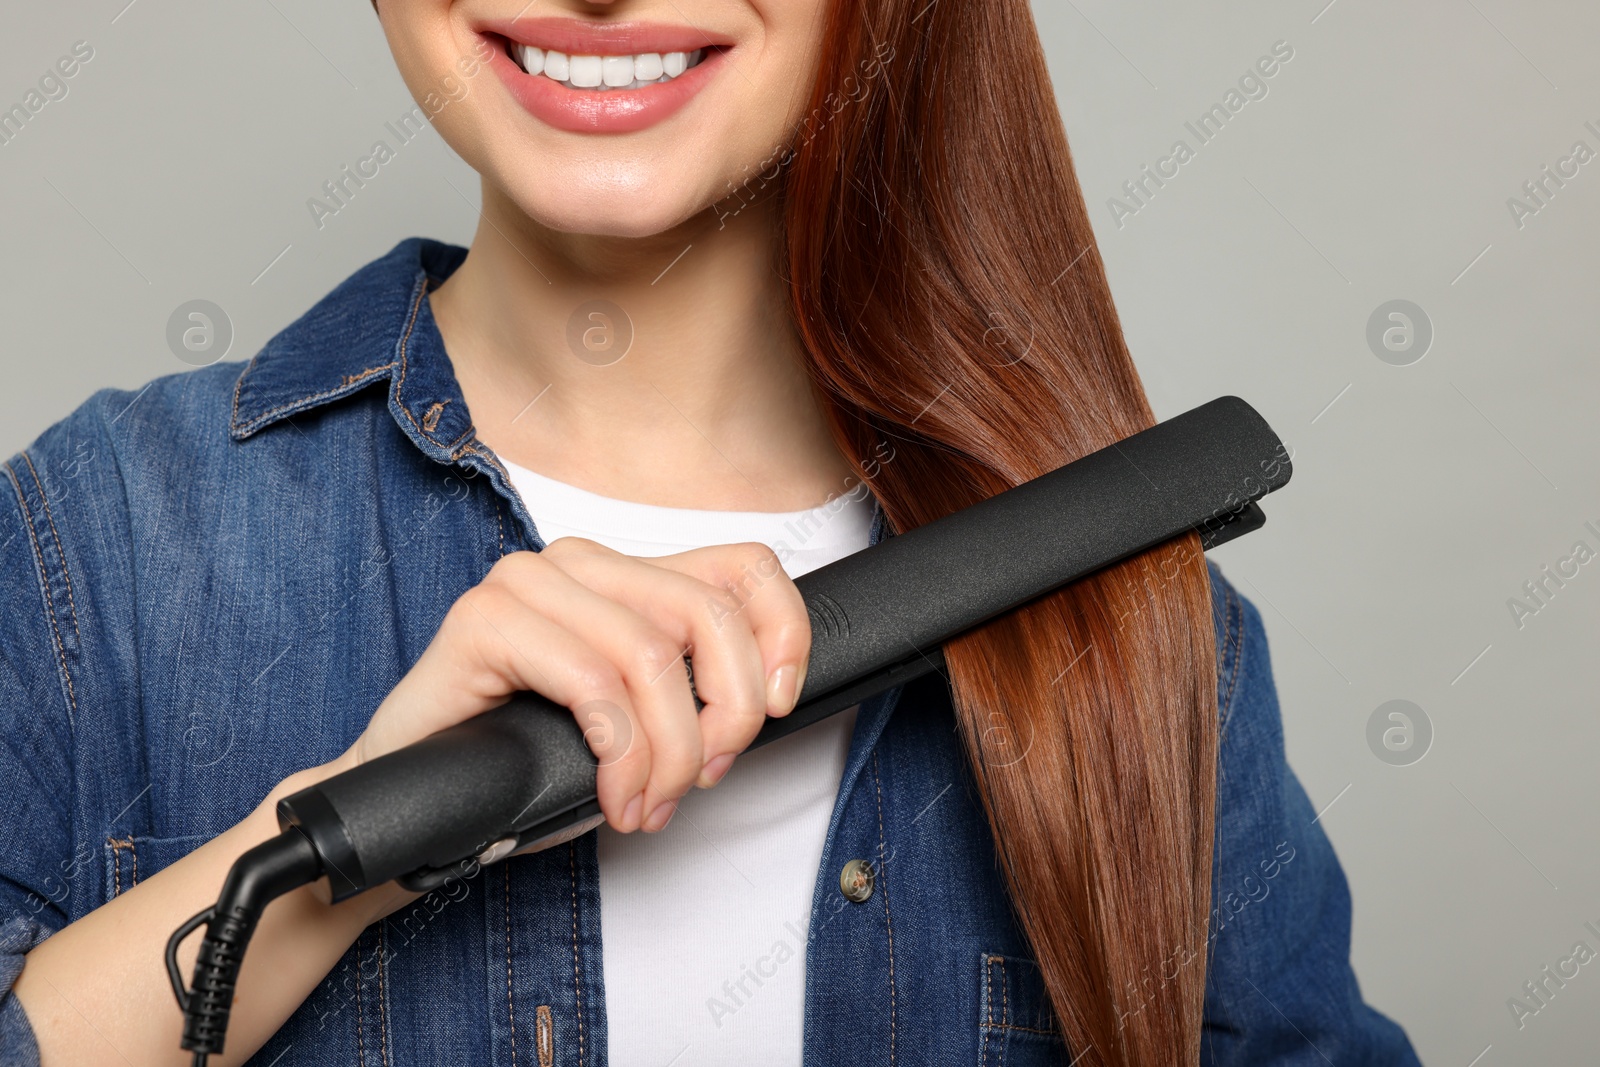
[230,238,475,463]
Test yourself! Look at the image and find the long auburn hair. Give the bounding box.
[774,2,1219,1063]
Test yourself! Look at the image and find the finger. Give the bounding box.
[652,542,812,717]
[541,539,771,788]
[493,547,703,830]
[371,578,652,832]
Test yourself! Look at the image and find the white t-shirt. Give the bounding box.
[499,458,875,1067]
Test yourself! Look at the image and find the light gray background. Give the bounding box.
[3,1,1597,1063]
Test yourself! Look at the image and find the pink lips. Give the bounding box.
[480,18,733,135]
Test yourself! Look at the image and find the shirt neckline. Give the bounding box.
[499,455,876,551]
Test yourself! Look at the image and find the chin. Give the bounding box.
[492,156,714,239]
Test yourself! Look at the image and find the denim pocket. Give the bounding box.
[978,952,1069,1066]
[103,834,207,898]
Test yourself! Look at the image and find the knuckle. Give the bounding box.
[451,583,511,625]
[653,739,703,785]
[570,657,624,697]
[631,634,686,681]
[542,536,608,562]
[703,708,760,752]
[490,549,542,580]
[731,541,783,577]
[702,586,745,627]
[487,551,552,595]
[788,603,813,642]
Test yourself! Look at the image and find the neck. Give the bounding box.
[430,181,856,512]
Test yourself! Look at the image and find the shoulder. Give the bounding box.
[1206,559,1252,731]
[5,360,247,568]
[4,236,458,549]
[1205,559,1284,763]
[1,362,247,721]
[1202,559,1303,865]
[1199,562,1422,1064]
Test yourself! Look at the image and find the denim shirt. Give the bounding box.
[0,238,1419,1066]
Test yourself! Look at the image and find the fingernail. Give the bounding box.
[767,663,801,715]
[697,753,735,789]
[643,799,677,833]
[622,793,644,832]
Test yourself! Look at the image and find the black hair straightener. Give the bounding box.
[166,395,1291,1064]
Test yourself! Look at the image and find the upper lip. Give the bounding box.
[479,17,733,56]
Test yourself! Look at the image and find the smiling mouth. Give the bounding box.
[504,39,715,92]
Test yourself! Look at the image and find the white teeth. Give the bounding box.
[601,54,634,87]
[567,54,602,88]
[512,43,711,89]
[634,52,663,81]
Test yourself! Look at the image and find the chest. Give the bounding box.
[75,439,1069,1064]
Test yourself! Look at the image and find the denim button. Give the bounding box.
[840,858,875,903]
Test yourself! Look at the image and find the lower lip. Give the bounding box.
[486,39,725,135]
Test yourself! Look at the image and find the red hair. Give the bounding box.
[778,2,1218,1063]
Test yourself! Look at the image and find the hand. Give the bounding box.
[352,538,811,834]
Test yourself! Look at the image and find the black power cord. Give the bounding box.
[166,829,324,1065]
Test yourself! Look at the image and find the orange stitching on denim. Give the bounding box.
[229,350,261,433]
[869,751,897,1062]
[355,936,367,1067]
[1218,581,1244,734]
[4,463,77,724]
[505,864,519,1065]
[457,442,510,486]
[569,842,585,1064]
[21,453,81,644]
[108,837,135,896]
[233,360,401,437]
[378,922,392,1066]
[981,956,994,1066]
[981,956,1058,1037]
[1000,956,1009,1029]
[342,363,397,388]
[422,401,449,433]
[391,277,482,453]
[536,1005,553,1067]
[985,955,997,1026]
[395,271,480,454]
[393,277,436,440]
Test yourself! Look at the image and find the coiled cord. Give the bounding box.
[167,829,324,1063]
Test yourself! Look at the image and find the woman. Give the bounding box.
[1,0,1420,1064]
